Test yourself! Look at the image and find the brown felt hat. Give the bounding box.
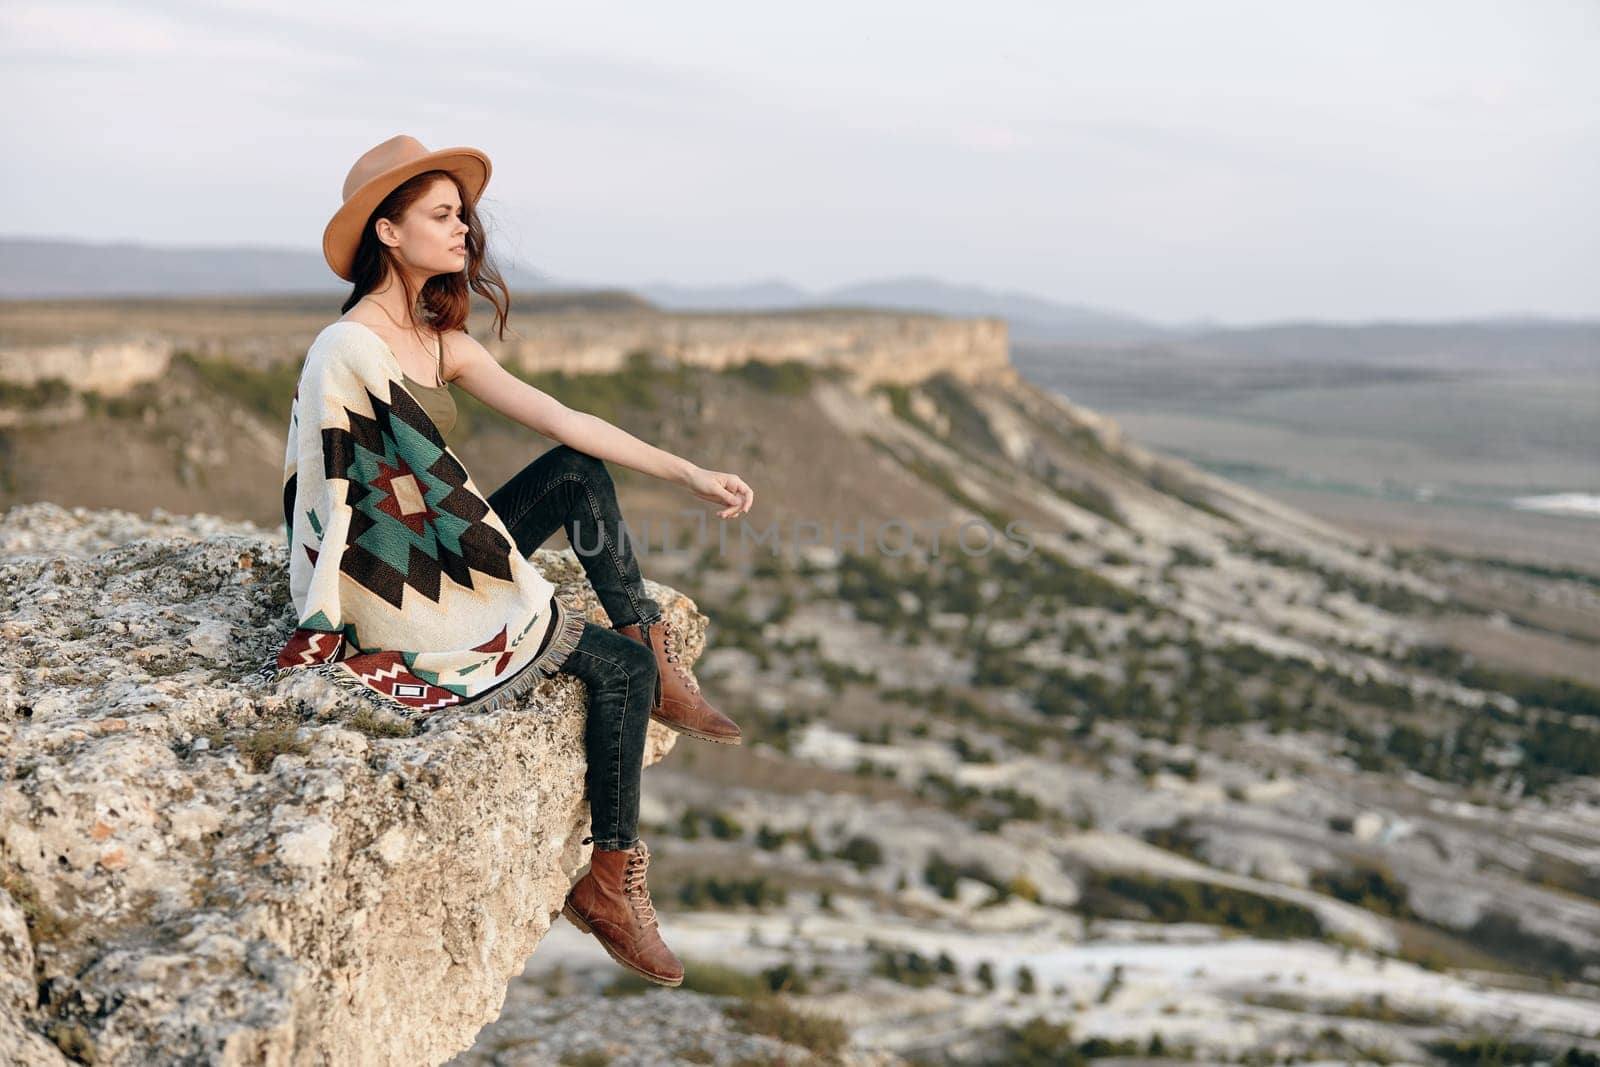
[322,134,492,281]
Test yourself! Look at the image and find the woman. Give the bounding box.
[319,134,754,987]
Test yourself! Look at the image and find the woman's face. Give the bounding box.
[380,176,469,277]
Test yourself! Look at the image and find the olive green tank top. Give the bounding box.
[402,333,457,442]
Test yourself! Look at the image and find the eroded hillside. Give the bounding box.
[4,297,1600,1064]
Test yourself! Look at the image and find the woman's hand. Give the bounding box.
[684,466,754,518]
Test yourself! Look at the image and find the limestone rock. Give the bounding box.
[0,503,695,1064]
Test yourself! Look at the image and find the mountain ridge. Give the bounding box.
[12,237,1593,352]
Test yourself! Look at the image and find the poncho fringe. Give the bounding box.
[250,592,587,716]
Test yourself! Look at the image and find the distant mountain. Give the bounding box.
[1167,318,1600,370]
[0,236,555,299]
[628,273,1172,344]
[622,277,815,311]
[826,275,1170,343]
[18,237,1586,361]
[0,237,1173,346]
[1010,317,1600,376]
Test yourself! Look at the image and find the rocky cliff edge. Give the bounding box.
[0,502,685,1065]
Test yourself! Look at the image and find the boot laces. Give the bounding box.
[659,619,700,695]
[623,843,659,929]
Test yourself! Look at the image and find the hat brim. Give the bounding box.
[322,146,492,282]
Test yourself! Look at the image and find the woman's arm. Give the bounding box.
[445,330,754,517]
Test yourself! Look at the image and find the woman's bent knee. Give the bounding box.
[613,632,658,687]
[576,626,657,685]
[550,443,610,482]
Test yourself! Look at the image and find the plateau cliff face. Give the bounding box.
[0,502,686,1065]
[0,303,1012,408]
[483,309,1013,386]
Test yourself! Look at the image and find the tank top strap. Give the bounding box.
[434,331,445,386]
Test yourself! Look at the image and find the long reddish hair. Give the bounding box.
[338,169,513,341]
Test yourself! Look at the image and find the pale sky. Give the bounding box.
[4,0,1596,324]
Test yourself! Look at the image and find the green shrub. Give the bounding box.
[239,726,310,773]
[1059,482,1124,526]
[924,851,1010,901]
[871,948,942,987]
[1310,862,1412,919]
[1428,1035,1600,1067]
[676,807,744,841]
[606,958,767,998]
[834,835,884,871]
[723,359,817,395]
[990,1016,1086,1067]
[674,875,786,910]
[173,350,301,422]
[558,1051,612,1067]
[0,377,72,409]
[1087,871,1323,939]
[724,996,848,1061]
[347,709,414,738]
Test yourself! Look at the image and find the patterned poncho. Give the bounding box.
[255,320,586,715]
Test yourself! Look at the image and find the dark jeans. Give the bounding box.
[486,444,664,851]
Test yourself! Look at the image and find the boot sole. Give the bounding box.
[650,711,743,745]
[561,900,684,987]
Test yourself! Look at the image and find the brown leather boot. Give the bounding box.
[615,618,742,745]
[562,839,684,986]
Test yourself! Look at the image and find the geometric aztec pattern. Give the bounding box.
[323,380,517,609]
[271,597,555,713]
[268,346,586,718]
[333,608,547,709]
